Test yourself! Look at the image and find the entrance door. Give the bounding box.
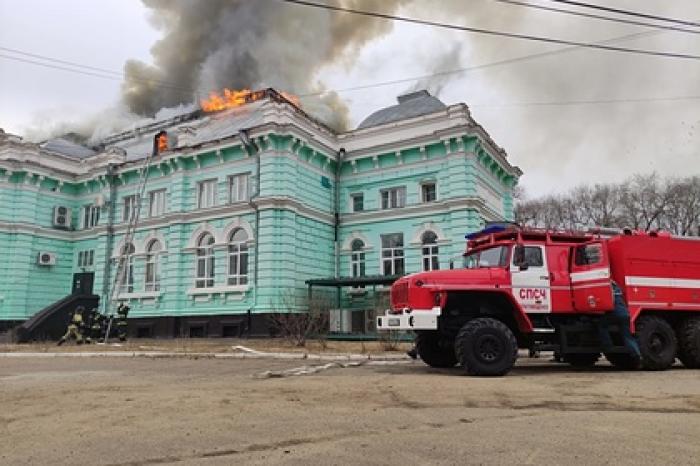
[511,245,551,313]
[72,272,94,295]
[570,242,613,312]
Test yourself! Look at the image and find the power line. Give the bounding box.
[0,47,195,95]
[281,0,700,60]
[298,30,661,98]
[469,94,700,108]
[494,0,700,35]
[548,0,700,29]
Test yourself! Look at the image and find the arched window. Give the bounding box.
[145,240,162,292]
[421,231,439,271]
[195,233,215,288]
[119,242,136,293]
[227,228,249,285]
[351,239,365,278]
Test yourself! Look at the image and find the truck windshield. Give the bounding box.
[463,246,509,269]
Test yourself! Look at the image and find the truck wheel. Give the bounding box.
[677,317,700,369]
[454,318,518,376]
[636,316,677,371]
[415,331,457,368]
[564,353,600,368]
[604,352,640,370]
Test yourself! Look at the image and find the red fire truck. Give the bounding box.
[376,225,700,376]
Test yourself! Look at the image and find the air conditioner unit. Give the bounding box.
[37,252,56,266]
[52,206,71,229]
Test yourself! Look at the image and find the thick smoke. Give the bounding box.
[122,0,409,130]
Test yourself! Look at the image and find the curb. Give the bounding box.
[0,350,411,362]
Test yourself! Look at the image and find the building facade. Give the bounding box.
[0,89,521,336]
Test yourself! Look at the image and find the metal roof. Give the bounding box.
[40,138,97,159]
[111,101,268,161]
[356,90,447,130]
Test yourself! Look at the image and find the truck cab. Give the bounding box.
[377,225,700,375]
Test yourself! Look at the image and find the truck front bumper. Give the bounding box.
[376,307,441,331]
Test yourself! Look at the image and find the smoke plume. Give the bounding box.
[122,0,409,130]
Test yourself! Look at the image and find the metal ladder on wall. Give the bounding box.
[103,148,156,342]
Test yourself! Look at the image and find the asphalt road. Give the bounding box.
[1,356,699,465]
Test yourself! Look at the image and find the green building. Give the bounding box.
[0,89,521,337]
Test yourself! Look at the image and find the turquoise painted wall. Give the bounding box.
[0,129,517,321]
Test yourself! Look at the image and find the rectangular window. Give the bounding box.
[351,193,364,212]
[421,183,437,203]
[123,195,139,222]
[78,250,94,268]
[197,179,218,209]
[380,187,406,209]
[148,189,166,217]
[82,204,100,229]
[381,233,405,276]
[228,174,249,203]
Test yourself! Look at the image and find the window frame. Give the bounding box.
[119,243,136,293]
[148,189,167,218]
[122,195,139,223]
[380,186,407,210]
[228,173,250,204]
[350,193,364,212]
[197,179,218,209]
[82,204,100,229]
[145,240,162,292]
[227,228,249,286]
[381,233,405,276]
[421,182,437,203]
[421,231,440,271]
[195,233,215,288]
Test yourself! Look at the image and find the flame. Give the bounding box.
[157,133,168,153]
[200,88,300,112]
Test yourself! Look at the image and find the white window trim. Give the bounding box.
[379,186,407,210]
[148,189,167,218]
[228,173,250,204]
[227,230,249,286]
[122,195,139,223]
[82,204,100,229]
[187,285,250,296]
[349,193,364,213]
[197,179,219,209]
[194,234,216,288]
[380,233,405,276]
[420,181,438,203]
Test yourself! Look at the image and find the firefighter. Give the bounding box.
[598,281,641,362]
[57,306,85,346]
[116,303,130,342]
[82,308,96,344]
[89,309,105,342]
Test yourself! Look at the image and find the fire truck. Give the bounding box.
[376,225,700,376]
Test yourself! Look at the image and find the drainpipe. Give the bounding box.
[334,148,345,278]
[100,163,118,313]
[334,148,345,312]
[241,130,260,331]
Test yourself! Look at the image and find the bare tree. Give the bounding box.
[268,290,332,347]
[514,174,699,236]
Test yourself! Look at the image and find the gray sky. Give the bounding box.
[1,0,699,197]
